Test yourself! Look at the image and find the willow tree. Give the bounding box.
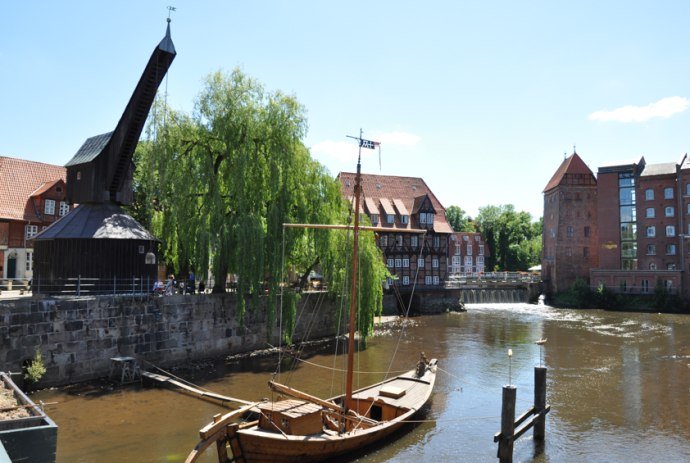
[131,69,388,339]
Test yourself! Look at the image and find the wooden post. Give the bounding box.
[534,366,547,440]
[499,385,516,463]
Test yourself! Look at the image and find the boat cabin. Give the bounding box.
[258,400,323,436]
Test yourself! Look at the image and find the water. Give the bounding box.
[33,304,690,463]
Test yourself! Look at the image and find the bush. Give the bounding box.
[24,349,47,384]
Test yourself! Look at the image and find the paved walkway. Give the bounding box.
[0,290,32,300]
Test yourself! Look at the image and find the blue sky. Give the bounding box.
[3,1,690,221]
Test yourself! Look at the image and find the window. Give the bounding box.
[380,235,388,246]
[425,276,433,285]
[454,245,461,255]
[387,214,395,224]
[402,258,410,268]
[59,201,69,216]
[479,245,484,255]
[411,235,418,247]
[465,256,472,267]
[402,276,410,286]
[566,247,572,256]
[467,245,473,256]
[667,263,677,270]
[566,226,574,238]
[432,258,439,268]
[370,214,379,224]
[687,184,690,196]
[387,258,394,268]
[25,225,38,239]
[25,251,32,272]
[401,215,409,224]
[452,256,461,265]
[584,226,591,237]
[646,226,656,237]
[665,206,675,217]
[477,256,484,265]
[463,235,469,241]
[433,236,440,247]
[44,199,55,215]
[395,235,403,247]
[395,258,402,268]
[649,263,657,270]
[433,276,439,285]
[645,188,654,200]
[664,187,674,199]
[647,244,656,255]
[641,279,649,293]
[666,225,676,237]
[583,247,589,257]
[420,213,428,224]
[646,208,655,218]
[666,244,677,255]
[417,258,425,268]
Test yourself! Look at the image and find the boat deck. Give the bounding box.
[351,371,433,411]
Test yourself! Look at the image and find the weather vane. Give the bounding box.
[167,5,176,22]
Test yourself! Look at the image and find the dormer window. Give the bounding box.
[370,214,379,225]
[420,212,434,225]
[59,201,70,216]
[387,214,395,224]
[44,199,56,215]
[401,215,409,224]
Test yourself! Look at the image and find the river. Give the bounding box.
[32,303,690,463]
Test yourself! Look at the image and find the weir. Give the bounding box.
[458,288,529,304]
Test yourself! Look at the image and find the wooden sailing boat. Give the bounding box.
[185,133,438,463]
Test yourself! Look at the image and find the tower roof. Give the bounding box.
[543,152,596,193]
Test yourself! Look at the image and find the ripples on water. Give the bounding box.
[33,303,690,463]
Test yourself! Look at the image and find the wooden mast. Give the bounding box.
[345,131,364,411]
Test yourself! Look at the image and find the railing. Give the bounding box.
[33,275,157,296]
[588,284,678,295]
[445,272,541,288]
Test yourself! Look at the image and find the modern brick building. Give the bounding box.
[0,156,69,284]
[338,172,454,292]
[544,151,690,299]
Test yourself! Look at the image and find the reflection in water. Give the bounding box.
[33,304,690,462]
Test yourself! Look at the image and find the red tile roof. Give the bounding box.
[0,156,67,222]
[338,171,453,234]
[543,152,595,192]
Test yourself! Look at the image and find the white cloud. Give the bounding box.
[588,96,689,123]
[311,131,421,162]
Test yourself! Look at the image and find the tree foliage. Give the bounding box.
[130,69,388,338]
[445,205,475,232]
[475,204,541,271]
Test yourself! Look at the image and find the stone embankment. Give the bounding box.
[0,292,342,387]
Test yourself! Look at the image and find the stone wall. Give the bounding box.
[0,291,341,387]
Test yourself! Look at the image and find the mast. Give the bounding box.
[345,130,364,411]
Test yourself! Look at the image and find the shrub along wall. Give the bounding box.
[0,292,341,387]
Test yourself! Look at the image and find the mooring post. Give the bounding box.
[534,366,547,440]
[499,385,516,463]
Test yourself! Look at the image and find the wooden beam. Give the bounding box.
[268,381,341,412]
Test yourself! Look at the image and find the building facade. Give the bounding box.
[0,156,69,283]
[541,152,599,295]
[338,172,454,292]
[544,151,690,299]
[448,232,489,274]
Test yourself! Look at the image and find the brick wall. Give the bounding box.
[0,292,342,387]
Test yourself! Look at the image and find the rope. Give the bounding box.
[294,357,408,375]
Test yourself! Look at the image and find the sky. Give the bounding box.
[3,1,690,221]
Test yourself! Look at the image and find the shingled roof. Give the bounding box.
[543,152,596,192]
[0,156,67,222]
[338,171,453,234]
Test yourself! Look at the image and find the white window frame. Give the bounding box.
[479,245,484,255]
[402,258,410,268]
[425,276,433,285]
[432,258,439,268]
[464,256,472,267]
[44,199,55,215]
[411,235,418,247]
[387,258,394,268]
[433,276,439,285]
[646,208,655,218]
[25,251,33,272]
[402,276,410,286]
[396,235,403,247]
[477,256,484,265]
[25,225,38,239]
[433,236,440,247]
[665,206,674,217]
[467,245,473,256]
[664,187,674,199]
[666,225,676,237]
[395,258,402,268]
[417,258,425,268]
[59,201,70,216]
[647,226,656,238]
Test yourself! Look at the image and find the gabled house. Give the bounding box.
[449,232,490,274]
[0,156,69,283]
[338,172,454,292]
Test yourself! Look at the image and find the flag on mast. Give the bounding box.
[359,138,382,169]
